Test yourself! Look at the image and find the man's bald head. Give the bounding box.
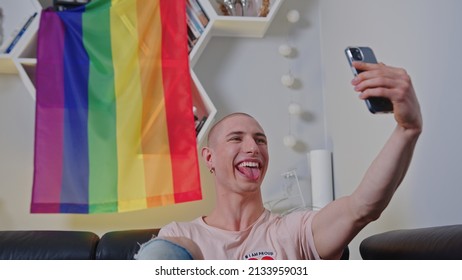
[206,112,259,148]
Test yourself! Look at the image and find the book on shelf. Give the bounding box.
[186,11,204,38]
[3,12,37,54]
[187,0,209,28]
[186,0,209,53]
[187,26,199,53]
[195,116,208,136]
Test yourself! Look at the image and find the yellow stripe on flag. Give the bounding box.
[111,0,147,211]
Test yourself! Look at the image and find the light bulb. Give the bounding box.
[281,73,295,87]
[278,44,292,57]
[287,10,300,23]
[283,134,297,148]
[288,102,302,115]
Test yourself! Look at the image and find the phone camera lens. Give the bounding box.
[351,48,363,60]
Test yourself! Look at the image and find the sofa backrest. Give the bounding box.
[0,230,99,260]
[96,229,160,260]
[360,224,462,259]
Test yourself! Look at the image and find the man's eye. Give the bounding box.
[256,138,267,144]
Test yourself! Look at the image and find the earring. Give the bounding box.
[209,167,215,174]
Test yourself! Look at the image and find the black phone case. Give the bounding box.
[345,47,393,114]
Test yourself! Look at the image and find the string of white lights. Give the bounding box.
[280,9,301,148]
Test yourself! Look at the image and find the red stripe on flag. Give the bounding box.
[159,0,202,202]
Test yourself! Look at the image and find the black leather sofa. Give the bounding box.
[0,229,159,260]
[0,229,349,260]
[360,224,462,260]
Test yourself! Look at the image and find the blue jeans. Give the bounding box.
[134,238,194,260]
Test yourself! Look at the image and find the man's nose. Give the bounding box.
[243,138,259,154]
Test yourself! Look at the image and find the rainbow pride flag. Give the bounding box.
[31,0,202,213]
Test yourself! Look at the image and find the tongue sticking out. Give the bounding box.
[237,166,261,181]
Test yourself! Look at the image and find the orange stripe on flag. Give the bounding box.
[137,0,175,206]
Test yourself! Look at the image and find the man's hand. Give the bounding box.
[351,61,422,134]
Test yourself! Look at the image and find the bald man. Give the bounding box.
[136,61,422,260]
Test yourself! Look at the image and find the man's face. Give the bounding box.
[205,114,269,193]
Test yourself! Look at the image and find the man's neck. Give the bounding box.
[204,192,266,231]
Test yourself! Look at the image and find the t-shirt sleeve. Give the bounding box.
[282,210,321,260]
[157,218,203,238]
[302,211,321,260]
[157,222,181,238]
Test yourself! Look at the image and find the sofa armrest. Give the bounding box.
[340,246,349,260]
[96,229,160,260]
[360,224,462,259]
[0,230,100,260]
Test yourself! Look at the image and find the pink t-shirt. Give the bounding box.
[158,209,321,260]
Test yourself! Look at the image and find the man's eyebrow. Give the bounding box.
[225,131,267,138]
[225,131,244,138]
[255,132,267,139]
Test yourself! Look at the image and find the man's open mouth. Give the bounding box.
[236,161,262,180]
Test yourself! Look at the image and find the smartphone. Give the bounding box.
[345,46,393,114]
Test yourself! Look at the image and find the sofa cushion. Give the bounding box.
[360,224,462,259]
[0,230,99,260]
[96,228,160,260]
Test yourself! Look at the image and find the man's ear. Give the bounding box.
[201,146,213,170]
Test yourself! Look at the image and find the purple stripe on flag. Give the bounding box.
[31,10,66,213]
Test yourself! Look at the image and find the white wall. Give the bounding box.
[319,0,462,259]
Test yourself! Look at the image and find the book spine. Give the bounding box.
[186,6,204,35]
[187,24,199,48]
[185,0,210,54]
[188,0,209,27]
[195,116,207,135]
